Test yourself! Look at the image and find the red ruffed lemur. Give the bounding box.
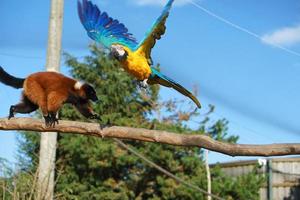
[0,66,100,127]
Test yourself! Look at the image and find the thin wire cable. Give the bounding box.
[189,104,269,144]
[114,138,225,200]
[0,51,87,60]
[0,52,44,60]
[212,111,272,142]
[187,0,300,58]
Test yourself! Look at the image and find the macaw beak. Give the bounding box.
[110,45,127,61]
[109,49,119,60]
[118,51,128,61]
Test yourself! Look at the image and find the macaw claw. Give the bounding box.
[137,79,148,89]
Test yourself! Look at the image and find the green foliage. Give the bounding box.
[211,165,265,200]
[0,158,39,200]
[6,46,264,200]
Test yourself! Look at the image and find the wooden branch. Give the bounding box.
[0,117,299,157]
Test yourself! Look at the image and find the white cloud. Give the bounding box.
[130,0,190,6]
[261,24,300,47]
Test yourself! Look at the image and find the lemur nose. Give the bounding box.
[92,96,99,102]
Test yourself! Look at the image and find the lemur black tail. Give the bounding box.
[0,66,25,89]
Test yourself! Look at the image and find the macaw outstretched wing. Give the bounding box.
[78,0,137,50]
[135,0,175,65]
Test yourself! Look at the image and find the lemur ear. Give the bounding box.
[74,81,84,90]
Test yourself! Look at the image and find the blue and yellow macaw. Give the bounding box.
[78,0,201,108]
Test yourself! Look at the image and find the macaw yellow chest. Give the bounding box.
[120,50,151,81]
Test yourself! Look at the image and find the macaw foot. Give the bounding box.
[138,79,148,89]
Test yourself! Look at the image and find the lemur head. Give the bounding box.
[74,82,98,102]
[110,44,128,61]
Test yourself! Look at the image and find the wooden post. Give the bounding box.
[37,0,64,199]
[205,150,211,200]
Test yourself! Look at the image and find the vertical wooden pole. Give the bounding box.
[205,150,211,200]
[37,0,64,199]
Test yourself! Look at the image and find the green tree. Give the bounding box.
[8,46,263,200]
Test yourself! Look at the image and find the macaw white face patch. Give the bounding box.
[74,81,84,90]
[111,44,126,57]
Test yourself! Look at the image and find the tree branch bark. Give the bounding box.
[0,117,299,157]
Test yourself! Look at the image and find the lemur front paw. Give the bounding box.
[89,114,102,121]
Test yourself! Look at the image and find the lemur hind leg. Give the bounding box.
[24,80,48,117]
[9,94,38,119]
[45,91,67,127]
[44,113,59,128]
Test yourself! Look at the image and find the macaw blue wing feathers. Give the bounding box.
[149,68,201,108]
[78,0,138,50]
[135,0,174,65]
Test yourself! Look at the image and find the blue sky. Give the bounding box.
[1,0,300,165]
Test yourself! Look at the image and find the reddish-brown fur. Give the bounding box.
[5,71,99,127]
[0,67,99,126]
[23,72,79,116]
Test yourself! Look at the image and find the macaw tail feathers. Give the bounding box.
[148,68,201,108]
